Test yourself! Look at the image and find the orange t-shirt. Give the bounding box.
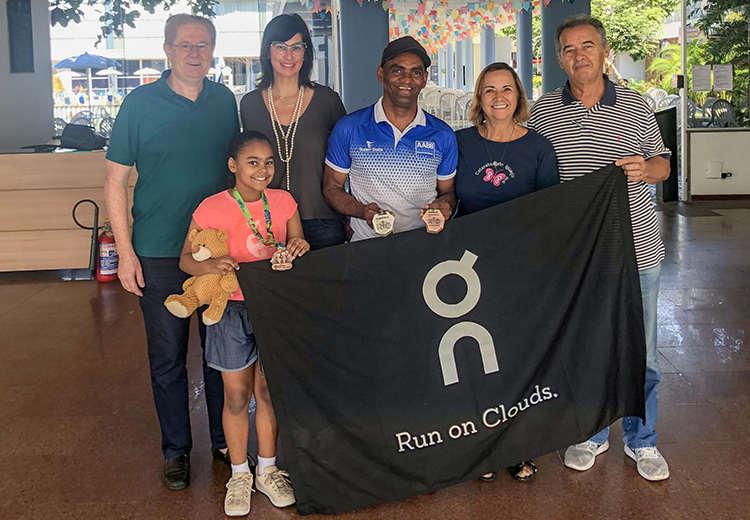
[193,189,298,301]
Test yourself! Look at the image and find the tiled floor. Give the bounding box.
[1,202,749,520]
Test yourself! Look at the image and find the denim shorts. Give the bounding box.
[205,301,259,372]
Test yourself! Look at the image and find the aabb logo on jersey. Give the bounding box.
[415,140,436,157]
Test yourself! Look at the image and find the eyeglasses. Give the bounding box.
[270,42,307,55]
[167,42,212,53]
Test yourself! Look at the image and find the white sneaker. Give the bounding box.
[255,465,296,508]
[624,445,670,481]
[224,472,253,516]
[564,440,610,471]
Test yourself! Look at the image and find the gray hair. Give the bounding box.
[164,13,216,46]
[555,14,607,58]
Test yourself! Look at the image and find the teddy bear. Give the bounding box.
[164,228,239,326]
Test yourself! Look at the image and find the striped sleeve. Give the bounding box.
[640,103,671,160]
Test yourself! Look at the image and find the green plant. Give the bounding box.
[624,79,659,95]
[648,41,710,94]
[697,0,749,125]
[648,41,747,123]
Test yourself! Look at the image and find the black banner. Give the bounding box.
[237,164,646,515]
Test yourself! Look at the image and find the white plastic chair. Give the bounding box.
[657,95,680,110]
[439,92,458,121]
[419,85,440,104]
[651,89,668,104]
[642,93,656,110]
[454,93,473,121]
[421,90,442,116]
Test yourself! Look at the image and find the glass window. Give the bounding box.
[50,0,337,122]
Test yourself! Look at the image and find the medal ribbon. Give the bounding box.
[231,188,278,248]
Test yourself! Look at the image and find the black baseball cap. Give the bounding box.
[380,36,431,69]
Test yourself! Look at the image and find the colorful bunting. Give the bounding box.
[384,0,543,54]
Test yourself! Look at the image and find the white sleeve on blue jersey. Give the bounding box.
[436,130,458,180]
[325,118,352,174]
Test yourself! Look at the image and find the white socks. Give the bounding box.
[231,455,276,476]
[231,461,250,476]
[257,455,276,475]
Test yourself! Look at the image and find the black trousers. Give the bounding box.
[138,256,226,459]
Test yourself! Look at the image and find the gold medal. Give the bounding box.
[422,209,445,234]
[270,247,294,271]
[372,211,395,237]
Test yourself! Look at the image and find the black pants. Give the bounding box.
[138,256,226,459]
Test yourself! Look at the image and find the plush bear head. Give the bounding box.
[188,228,229,261]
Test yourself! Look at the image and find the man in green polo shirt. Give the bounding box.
[104,13,239,491]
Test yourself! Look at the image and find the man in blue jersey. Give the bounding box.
[323,37,458,241]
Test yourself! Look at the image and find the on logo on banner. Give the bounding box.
[422,251,499,386]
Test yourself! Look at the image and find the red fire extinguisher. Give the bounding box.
[97,219,119,282]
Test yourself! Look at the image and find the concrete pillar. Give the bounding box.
[516,7,534,101]
[339,0,389,112]
[446,42,455,88]
[540,0,590,93]
[472,40,480,89]
[438,47,446,87]
[480,28,495,69]
[455,39,465,90]
[463,38,474,91]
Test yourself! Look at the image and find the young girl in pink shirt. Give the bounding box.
[178,130,309,516]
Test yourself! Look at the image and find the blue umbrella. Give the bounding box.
[53,52,120,70]
[54,53,121,110]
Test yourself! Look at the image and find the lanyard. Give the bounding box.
[230,188,278,248]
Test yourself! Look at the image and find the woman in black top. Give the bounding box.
[455,62,558,217]
[240,14,347,249]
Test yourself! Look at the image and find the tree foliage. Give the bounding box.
[697,0,748,68]
[499,0,676,62]
[49,0,218,43]
[592,0,679,61]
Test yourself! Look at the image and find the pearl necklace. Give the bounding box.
[268,83,305,191]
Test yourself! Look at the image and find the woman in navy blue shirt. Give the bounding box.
[455,63,558,216]
[455,62,559,483]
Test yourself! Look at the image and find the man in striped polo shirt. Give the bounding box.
[528,14,671,481]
